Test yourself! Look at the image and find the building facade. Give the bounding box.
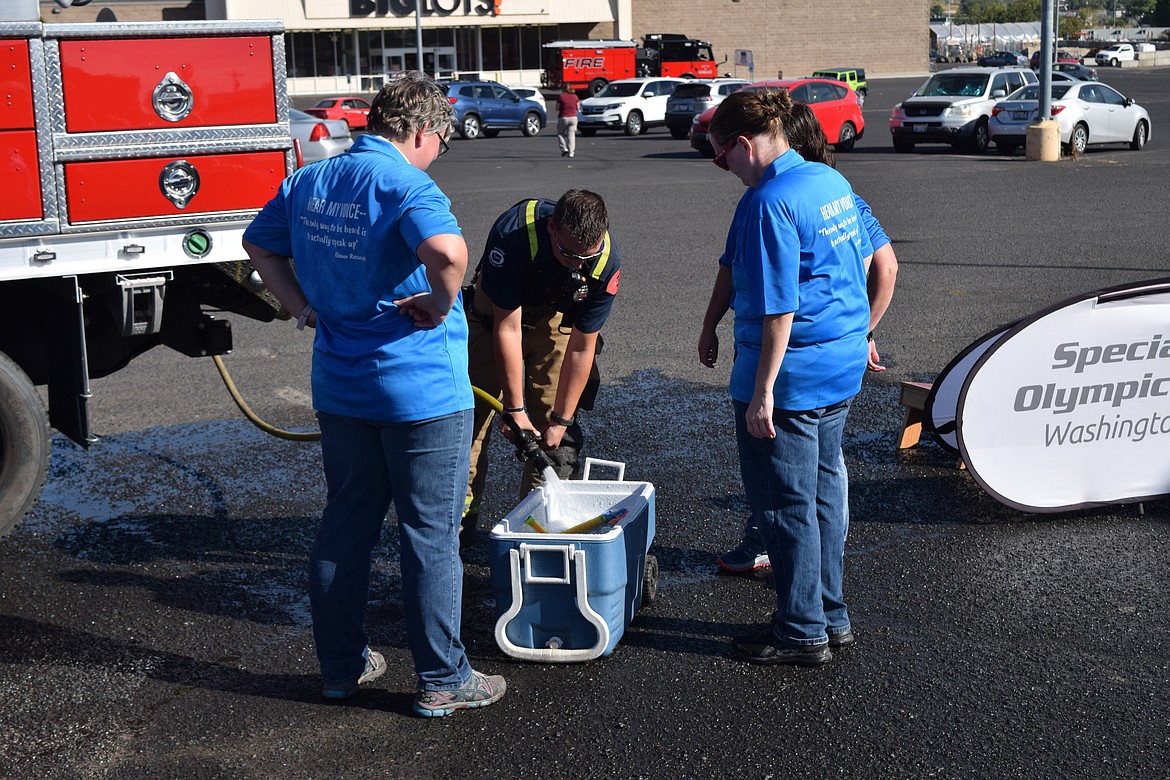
[38,0,928,95]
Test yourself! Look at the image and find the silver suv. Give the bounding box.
[889,67,1037,153]
[664,78,748,139]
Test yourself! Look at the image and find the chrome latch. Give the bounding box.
[152,71,194,122]
[159,160,200,209]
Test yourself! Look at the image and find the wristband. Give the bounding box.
[296,304,314,331]
[503,405,526,414]
[550,410,576,427]
[866,330,875,341]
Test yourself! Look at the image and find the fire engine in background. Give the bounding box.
[0,11,295,536]
[544,33,720,96]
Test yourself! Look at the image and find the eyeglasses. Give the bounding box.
[436,133,450,157]
[556,240,605,266]
[712,134,752,170]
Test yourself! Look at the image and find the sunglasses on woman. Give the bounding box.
[712,134,752,171]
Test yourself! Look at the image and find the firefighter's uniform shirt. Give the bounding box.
[466,197,621,513]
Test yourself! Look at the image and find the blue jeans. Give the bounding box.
[734,399,852,646]
[311,409,473,691]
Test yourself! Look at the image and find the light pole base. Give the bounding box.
[1026,120,1061,161]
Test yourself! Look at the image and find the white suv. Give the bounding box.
[579,77,685,136]
[889,67,1037,153]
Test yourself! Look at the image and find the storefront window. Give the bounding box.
[481,26,501,72]
[287,32,316,78]
[520,26,542,69]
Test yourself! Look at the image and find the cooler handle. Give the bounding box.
[583,457,625,481]
[519,542,571,584]
[494,547,611,663]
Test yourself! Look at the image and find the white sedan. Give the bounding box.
[988,81,1151,156]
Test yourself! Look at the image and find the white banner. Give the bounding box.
[925,324,1012,454]
[957,278,1170,512]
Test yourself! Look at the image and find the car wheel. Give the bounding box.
[966,119,990,153]
[893,137,915,153]
[522,112,542,137]
[580,127,597,136]
[995,142,1019,155]
[624,110,643,136]
[588,78,607,96]
[1110,57,1119,67]
[1130,120,1148,151]
[669,126,689,140]
[482,129,500,138]
[459,114,481,140]
[1070,122,1089,155]
[856,88,866,107]
[834,122,857,152]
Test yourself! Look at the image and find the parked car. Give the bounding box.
[988,81,1151,155]
[1053,62,1099,81]
[1030,50,1080,69]
[578,77,685,135]
[690,77,865,155]
[664,78,748,139]
[977,50,1027,67]
[810,68,868,105]
[289,108,353,166]
[507,84,547,110]
[303,96,371,130]
[1095,43,1136,67]
[888,66,1037,153]
[439,80,547,139]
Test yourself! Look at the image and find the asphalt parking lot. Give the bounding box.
[2,67,1169,779]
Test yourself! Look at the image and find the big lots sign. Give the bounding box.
[925,278,1170,512]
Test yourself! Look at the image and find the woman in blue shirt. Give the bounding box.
[702,88,873,666]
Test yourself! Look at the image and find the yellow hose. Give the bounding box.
[213,352,500,443]
[212,355,321,441]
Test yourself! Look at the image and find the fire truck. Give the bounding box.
[0,10,294,536]
[544,33,719,96]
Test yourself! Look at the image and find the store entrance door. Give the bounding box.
[375,47,457,79]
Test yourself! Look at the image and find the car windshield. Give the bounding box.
[1007,84,1073,101]
[595,82,642,98]
[671,84,712,99]
[914,73,989,97]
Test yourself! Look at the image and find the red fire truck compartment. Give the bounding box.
[1,130,41,221]
[63,150,286,223]
[58,36,277,133]
[1,39,35,129]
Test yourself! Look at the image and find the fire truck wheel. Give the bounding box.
[522,112,542,137]
[624,110,643,136]
[459,114,482,140]
[588,78,607,96]
[0,352,50,538]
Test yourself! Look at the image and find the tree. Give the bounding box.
[1059,13,1085,37]
[1149,0,1170,24]
[931,3,947,17]
[1126,0,1156,21]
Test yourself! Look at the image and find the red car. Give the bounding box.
[304,96,371,130]
[689,78,864,156]
[1029,50,1080,69]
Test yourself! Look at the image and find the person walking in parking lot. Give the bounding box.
[556,83,580,158]
[700,88,872,667]
[702,102,899,575]
[461,189,620,542]
[241,72,506,717]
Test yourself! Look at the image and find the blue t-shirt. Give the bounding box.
[855,194,890,253]
[243,134,472,422]
[720,149,872,410]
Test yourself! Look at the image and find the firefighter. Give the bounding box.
[462,189,621,542]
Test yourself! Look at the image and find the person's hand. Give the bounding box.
[746,393,776,439]
[867,339,886,372]
[698,328,719,368]
[393,292,447,328]
[496,409,536,442]
[542,422,568,449]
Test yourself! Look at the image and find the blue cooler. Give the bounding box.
[488,459,657,662]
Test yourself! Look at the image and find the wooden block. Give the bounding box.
[896,381,933,449]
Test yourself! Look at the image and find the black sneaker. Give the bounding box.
[828,629,855,648]
[731,632,832,666]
